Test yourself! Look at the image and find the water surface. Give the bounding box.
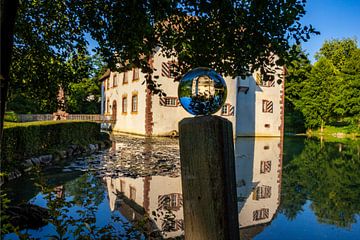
[3,135,360,239]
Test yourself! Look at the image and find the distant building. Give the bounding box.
[99,49,285,137]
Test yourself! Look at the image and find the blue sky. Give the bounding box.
[302,0,360,62]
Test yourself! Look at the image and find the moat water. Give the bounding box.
[3,134,360,239]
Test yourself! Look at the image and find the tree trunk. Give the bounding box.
[320,119,324,134]
[0,0,18,142]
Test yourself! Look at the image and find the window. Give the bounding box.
[106,78,110,90]
[113,74,117,87]
[253,208,269,221]
[132,68,139,81]
[221,104,234,116]
[130,186,136,201]
[132,95,138,112]
[253,185,272,200]
[261,80,275,87]
[264,124,270,128]
[158,193,183,210]
[122,97,127,113]
[162,219,184,232]
[260,161,271,174]
[161,61,177,78]
[262,100,273,113]
[159,97,178,107]
[107,99,110,113]
[123,71,128,84]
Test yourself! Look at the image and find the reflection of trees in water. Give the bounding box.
[280,139,360,228]
[65,173,105,207]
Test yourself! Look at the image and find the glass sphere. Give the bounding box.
[178,67,227,116]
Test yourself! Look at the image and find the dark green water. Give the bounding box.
[2,135,360,239]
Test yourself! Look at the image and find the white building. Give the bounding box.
[99,49,285,137]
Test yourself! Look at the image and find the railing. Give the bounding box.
[13,114,113,123]
[17,114,53,122]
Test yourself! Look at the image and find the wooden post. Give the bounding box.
[179,115,239,240]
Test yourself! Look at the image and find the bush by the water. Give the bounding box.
[4,112,19,122]
[1,121,101,165]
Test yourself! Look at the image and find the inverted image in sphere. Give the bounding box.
[178,67,227,116]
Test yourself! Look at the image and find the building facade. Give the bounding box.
[100,49,285,137]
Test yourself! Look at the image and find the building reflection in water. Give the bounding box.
[103,137,282,238]
[105,175,184,238]
[105,138,184,238]
[236,137,283,239]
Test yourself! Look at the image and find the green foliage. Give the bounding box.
[4,111,19,122]
[66,76,101,114]
[315,38,358,70]
[280,139,360,227]
[80,0,318,83]
[296,58,338,128]
[284,47,312,133]
[0,191,13,235]
[8,0,104,114]
[1,121,100,166]
[310,125,360,140]
[2,0,318,138]
[2,172,165,239]
[291,38,360,129]
[6,94,46,114]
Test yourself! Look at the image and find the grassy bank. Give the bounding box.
[1,121,106,170]
[307,125,359,141]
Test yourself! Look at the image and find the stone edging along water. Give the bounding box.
[0,141,111,186]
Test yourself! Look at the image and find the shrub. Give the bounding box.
[4,112,19,122]
[1,121,101,166]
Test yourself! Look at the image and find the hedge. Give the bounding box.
[1,121,101,164]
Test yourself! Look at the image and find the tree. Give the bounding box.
[1,0,319,139]
[315,38,358,71]
[296,57,338,129]
[65,56,106,114]
[334,48,360,125]
[295,38,360,129]
[0,0,19,141]
[284,47,312,133]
